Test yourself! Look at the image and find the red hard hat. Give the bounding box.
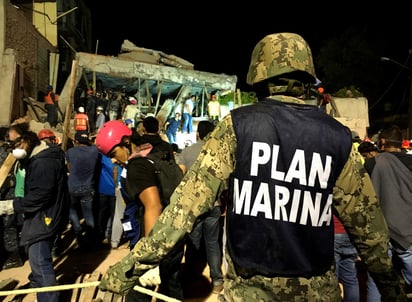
[402,140,410,149]
[95,120,132,155]
[38,129,55,140]
[129,97,137,105]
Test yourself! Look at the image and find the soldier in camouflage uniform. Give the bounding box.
[97,33,406,301]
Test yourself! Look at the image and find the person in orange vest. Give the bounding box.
[44,85,59,128]
[74,106,89,132]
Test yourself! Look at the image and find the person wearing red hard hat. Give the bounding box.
[401,139,411,153]
[95,120,185,302]
[122,97,140,129]
[37,128,59,145]
[95,120,133,158]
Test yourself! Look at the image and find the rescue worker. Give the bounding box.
[74,106,89,132]
[97,33,406,301]
[37,128,59,145]
[95,120,184,301]
[44,85,59,128]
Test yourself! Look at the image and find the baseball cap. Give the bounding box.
[75,130,90,144]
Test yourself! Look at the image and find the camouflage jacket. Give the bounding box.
[125,96,406,301]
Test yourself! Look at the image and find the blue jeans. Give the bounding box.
[69,189,95,234]
[367,241,412,301]
[189,206,223,285]
[28,239,59,302]
[334,233,359,302]
[393,242,412,285]
[97,193,116,240]
[182,113,193,133]
[366,271,381,302]
[166,130,177,144]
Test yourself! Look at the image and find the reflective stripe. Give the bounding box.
[74,114,88,131]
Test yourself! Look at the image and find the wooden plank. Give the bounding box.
[93,286,106,302]
[112,293,125,302]
[102,290,114,302]
[0,278,19,291]
[70,274,85,302]
[78,272,100,301]
[0,153,16,190]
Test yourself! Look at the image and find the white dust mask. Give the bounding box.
[12,148,27,159]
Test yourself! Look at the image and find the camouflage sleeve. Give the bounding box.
[130,114,237,271]
[333,145,406,300]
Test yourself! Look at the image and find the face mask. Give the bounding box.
[12,148,27,160]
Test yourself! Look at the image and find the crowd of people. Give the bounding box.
[95,32,408,302]
[0,107,224,301]
[1,31,412,302]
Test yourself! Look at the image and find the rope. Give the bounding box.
[0,281,181,302]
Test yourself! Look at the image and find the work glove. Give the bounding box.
[0,200,14,215]
[99,252,139,295]
[139,266,161,287]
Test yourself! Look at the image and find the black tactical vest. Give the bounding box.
[227,98,352,278]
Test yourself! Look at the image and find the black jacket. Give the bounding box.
[13,142,69,246]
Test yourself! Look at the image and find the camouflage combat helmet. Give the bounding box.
[246,33,316,85]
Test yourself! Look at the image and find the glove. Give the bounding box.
[99,252,139,295]
[0,199,14,215]
[139,266,161,287]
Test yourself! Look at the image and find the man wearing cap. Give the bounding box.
[95,106,106,134]
[122,97,141,128]
[66,130,100,248]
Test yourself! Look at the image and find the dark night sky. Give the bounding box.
[83,2,412,93]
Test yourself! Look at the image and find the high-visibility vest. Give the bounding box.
[44,91,59,105]
[74,113,88,131]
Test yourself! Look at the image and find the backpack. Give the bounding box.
[146,150,183,207]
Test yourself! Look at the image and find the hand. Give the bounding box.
[139,266,161,287]
[99,253,139,295]
[0,199,14,215]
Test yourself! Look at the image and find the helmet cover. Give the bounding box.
[246,33,316,85]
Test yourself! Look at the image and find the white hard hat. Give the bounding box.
[78,107,85,113]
